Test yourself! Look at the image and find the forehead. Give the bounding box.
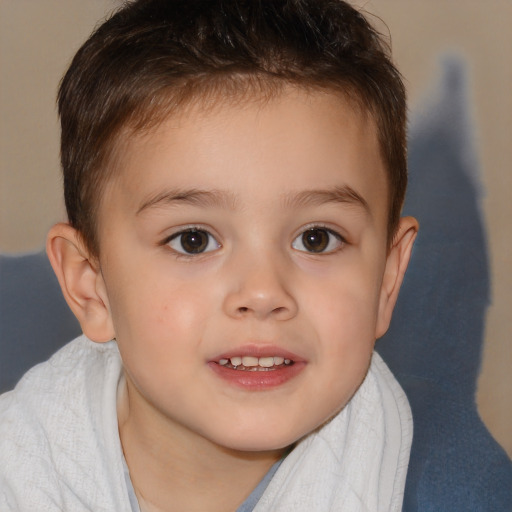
[102,86,387,224]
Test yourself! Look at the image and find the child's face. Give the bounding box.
[96,87,405,452]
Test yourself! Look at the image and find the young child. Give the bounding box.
[0,0,418,510]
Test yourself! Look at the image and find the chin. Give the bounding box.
[225,439,296,455]
[211,425,307,454]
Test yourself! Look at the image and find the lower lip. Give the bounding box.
[208,361,306,390]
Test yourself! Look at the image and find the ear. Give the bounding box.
[375,216,418,338]
[46,223,115,343]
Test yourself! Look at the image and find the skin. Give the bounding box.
[48,87,417,512]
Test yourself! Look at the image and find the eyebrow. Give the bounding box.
[282,185,370,213]
[136,184,370,215]
[136,188,238,215]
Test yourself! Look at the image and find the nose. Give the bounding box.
[222,253,298,321]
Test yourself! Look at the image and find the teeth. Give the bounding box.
[218,356,293,369]
[230,356,242,367]
[259,357,275,368]
[242,356,259,367]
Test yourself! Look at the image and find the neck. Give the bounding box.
[117,375,285,512]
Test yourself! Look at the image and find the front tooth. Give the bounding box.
[259,357,274,368]
[242,356,259,367]
[230,356,242,367]
[273,357,285,365]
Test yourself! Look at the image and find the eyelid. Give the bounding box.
[292,222,347,241]
[161,225,221,256]
[160,224,217,243]
[291,224,347,254]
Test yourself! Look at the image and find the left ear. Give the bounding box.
[375,216,418,338]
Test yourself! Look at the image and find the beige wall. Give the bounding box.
[0,0,118,249]
[1,0,511,456]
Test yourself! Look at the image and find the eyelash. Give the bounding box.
[162,227,221,257]
[291,225,346,254]
[161,224,346,257]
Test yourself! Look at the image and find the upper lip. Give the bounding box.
[211,344,305,363]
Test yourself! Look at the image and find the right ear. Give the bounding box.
[46,223,115,343]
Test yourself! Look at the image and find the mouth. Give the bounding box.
[209,347,304,389]
[217,356,293,371]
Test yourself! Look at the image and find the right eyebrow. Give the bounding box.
[136,188,238,215]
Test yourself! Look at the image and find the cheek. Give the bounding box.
[106,261,216,355]
[296,263,380,401]
[108,275,213,398]
[133,293,202,340]
[314,292,376,380]
[300,265,381,343]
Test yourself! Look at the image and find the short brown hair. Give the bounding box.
[58,0,407,255]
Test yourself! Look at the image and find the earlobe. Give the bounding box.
[46,223,115,343]
[375,216,418,338]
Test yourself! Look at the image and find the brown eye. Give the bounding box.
[292,227,343,253]
[168,229,220,255]
[302,228,328,252]
[180,230,208,253]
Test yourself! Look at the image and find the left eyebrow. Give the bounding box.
[282,185,370,213]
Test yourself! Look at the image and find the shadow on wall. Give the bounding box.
[378,55,512,511]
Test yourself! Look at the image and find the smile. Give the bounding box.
[209,348,304,389]
[218,356,293,371]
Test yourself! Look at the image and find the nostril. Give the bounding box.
[235,305,290,317]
